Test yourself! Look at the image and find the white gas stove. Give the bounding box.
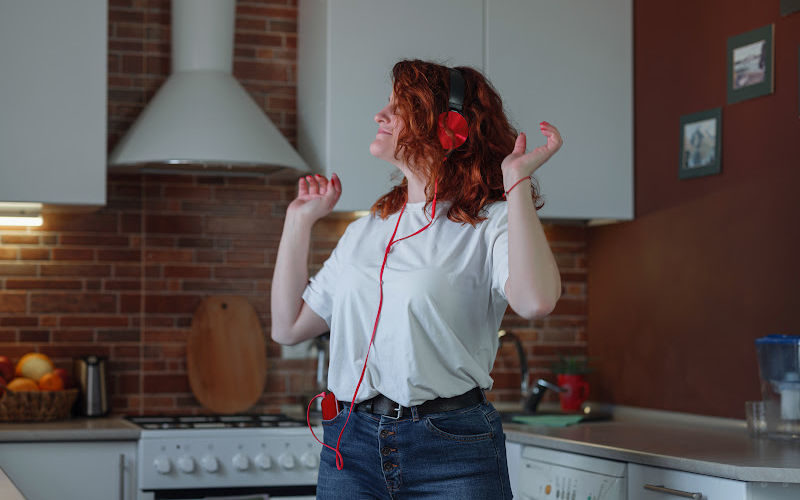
[127,414,321,500]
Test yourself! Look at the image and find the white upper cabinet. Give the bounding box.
[486,0,633,220]
[299,0,633,219]
[298,0,484,212]
[0,0,107,207]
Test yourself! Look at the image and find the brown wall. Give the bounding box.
[587,1,800,418]
[0,0,589,415]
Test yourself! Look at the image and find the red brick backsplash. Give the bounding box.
[0,173,587,415]
[0,0,586,415]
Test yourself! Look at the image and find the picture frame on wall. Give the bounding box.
[780,0,800,16]
[679,108,722,180]
[727,24,774,105]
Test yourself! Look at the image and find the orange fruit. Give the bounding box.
[7,377,39,392]
[38,372,64,391]
[15,352,54,381]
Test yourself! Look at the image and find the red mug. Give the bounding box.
[557,374,589,412]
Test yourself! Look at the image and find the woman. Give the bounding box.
[271,60,562,499]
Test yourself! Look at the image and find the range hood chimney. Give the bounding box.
[108,0,309,176]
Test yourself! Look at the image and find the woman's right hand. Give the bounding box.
[288,173,342,224]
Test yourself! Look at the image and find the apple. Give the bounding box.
[53,368,74,389]
[0,355,13,382]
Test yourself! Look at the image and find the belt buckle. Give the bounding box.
[386,404,403,420]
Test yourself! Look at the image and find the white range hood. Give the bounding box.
[108,0,309,175]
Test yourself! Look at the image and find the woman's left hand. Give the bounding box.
[501,122,563,188]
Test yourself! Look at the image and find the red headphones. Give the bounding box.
[437,68,469,150]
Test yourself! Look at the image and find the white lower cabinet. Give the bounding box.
[506,441,522,499]
[0,440,137,500]
[628,463,800,500]
[628,463,745,500]
[513,446,800,500]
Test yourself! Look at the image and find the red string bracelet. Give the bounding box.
[502,176,530,199]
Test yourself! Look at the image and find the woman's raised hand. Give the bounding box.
[501,122,563,188]
[288,173,342,224]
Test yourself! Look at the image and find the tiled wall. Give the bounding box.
[0,0,588,415]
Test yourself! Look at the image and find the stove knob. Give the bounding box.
[254,453,273,470]
[232,453,250,471]
[278,453,296,470]
[153,455,171,474]
[177,455,195,473]
[300,451,319,469]
[200,454,218,473]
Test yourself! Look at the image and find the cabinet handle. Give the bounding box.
[119,453,126,500]
[644,483,702,499]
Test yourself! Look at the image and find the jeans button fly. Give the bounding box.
[381,446,391,456]
[383,462,393,472]
[380,430,389,438]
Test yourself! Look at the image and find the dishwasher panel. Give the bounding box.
[518,446,626,500]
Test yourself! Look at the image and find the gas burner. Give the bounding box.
[125,413,304,429]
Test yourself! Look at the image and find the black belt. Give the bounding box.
[345,387,484,419]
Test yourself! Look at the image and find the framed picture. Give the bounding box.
[727,24,774,105]
[781,0,800,16]
[679,108,722,180]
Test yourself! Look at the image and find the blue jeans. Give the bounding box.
[316,397,513,499]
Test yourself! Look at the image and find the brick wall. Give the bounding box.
[0,0,587,415]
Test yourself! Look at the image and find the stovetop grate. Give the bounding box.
[125,413,305,430]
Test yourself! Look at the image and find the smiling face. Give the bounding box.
[369,93,405,166]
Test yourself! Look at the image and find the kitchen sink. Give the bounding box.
[494,401,613,426]
[499,409,612,425]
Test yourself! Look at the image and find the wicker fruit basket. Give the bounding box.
[0,389,79,422]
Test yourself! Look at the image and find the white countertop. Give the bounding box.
[1,406,798,484]
[0,417,140,441]
[501,403,800,483]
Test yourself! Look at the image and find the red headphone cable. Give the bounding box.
[307,180,440,470]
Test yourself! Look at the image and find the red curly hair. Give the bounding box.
[370,60,543,225]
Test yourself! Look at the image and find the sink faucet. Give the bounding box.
[497,330,566,412]
[525,378,565,412]
[498,330,529,401]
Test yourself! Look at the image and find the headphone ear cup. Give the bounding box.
[437,111,469,150]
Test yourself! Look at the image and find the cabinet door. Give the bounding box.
[486,0,633,220]
[0,441,137,500]
[299,0,485,212]
[628,463,746,500]
[0,0,107,206]
[506,441,522,500]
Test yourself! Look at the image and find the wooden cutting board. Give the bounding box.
[187,296,267,414]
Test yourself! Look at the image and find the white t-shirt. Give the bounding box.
[302,200,509,407]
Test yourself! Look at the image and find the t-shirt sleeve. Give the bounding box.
[301,227,348,327]
[489,204,510,301]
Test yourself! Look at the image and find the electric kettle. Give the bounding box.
[74,355,109,417]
